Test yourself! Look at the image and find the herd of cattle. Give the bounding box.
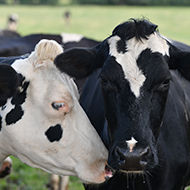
[1,18,190,190]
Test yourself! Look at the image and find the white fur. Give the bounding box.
[108,33,169,98]
[0,40,108,184]
[126,137,138,152]
[61,33,83,44]
[3,156,12,164]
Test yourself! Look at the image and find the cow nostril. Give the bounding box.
[140,146,150,157]
[140,160,148,167]
[139,147,150,168]
[115,147,126,164]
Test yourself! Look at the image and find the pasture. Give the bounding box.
[0,5,190,44]
[0,4,190,190]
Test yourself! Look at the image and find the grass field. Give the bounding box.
[0,5,190,44]
[0,4,190,190]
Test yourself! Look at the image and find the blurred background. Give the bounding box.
[0,0,189,189]
[0,0,190,43]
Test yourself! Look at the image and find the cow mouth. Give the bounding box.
[120,169,143,174]
[105,165,115,180]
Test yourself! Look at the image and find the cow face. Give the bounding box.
[0,40,113,184]
[54,19,190,174]
[99,30,171,172]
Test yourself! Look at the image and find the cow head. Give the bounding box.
[0,39,114,184]
[0,157,12,178]
[54,19,190,175]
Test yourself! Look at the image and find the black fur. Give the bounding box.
[45,124,63,142]
[112,18,158,41]
[54,39,109,79]
[5,74,29,125]
[0,64,19,106]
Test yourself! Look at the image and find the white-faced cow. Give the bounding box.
[0,39,114,184]
[54,19,190,190]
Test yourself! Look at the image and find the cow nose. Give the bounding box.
[115,146,150,171]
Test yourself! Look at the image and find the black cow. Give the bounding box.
[0,33,99,57]
[0,30,20,41]
[54,19,190,190]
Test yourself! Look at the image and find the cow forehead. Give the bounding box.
[5,55,79,129]
[107,33,170,97]
[12,55,78,101]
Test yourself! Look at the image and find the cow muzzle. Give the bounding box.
[109,145,155,173]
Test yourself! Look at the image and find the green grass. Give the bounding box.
[0,4,190,189]
[0,5,189,44]
[0,156,85,190]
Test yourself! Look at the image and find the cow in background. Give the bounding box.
[54,19,190,190]
[6,13,19,31]
[0,13,20,42]
[0,33,99,57]
[0,157,12,178]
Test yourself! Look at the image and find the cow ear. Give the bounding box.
[54,40,109,79]
[0,64,19,105]
[168,43,190,81]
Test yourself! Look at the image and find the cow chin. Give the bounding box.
[76,160,114,184]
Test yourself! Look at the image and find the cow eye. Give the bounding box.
[100,76,108,85]
[52,102,65,110]
[158,78,170,91]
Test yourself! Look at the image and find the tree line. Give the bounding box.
[0,0,58,5]
[0,0,190,5]
[73,0,190,5]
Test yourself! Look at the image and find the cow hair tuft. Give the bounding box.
[34,39,63,62]
[112,18,158,42]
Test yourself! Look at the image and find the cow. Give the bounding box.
[54,18,190,190]
[0,39,114,185]
[0,13,20,42]
[6,13,19,31]
[0,157,12,178]
[0,33,100,189]
[0,33,99,57]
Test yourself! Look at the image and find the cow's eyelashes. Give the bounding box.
[52,102,65,110]
[157,78,170,91]
[52,102,70,113]
[100,76,109,85]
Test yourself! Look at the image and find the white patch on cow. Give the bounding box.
[108,33,169,98]
[61,33,83,44]
[4,156,12,164]
[126,137,138,152]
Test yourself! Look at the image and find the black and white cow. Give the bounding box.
[0,33,99,57]
[0,39,114,184]
[0,157,12,178]
[54,19,190,189]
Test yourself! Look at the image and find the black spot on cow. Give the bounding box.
[117,39,127,54]
[45,124,63,142]
[5,105,23,125]
[0,64,19,106]
[11,74,29,105]
[5,74,29,125]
